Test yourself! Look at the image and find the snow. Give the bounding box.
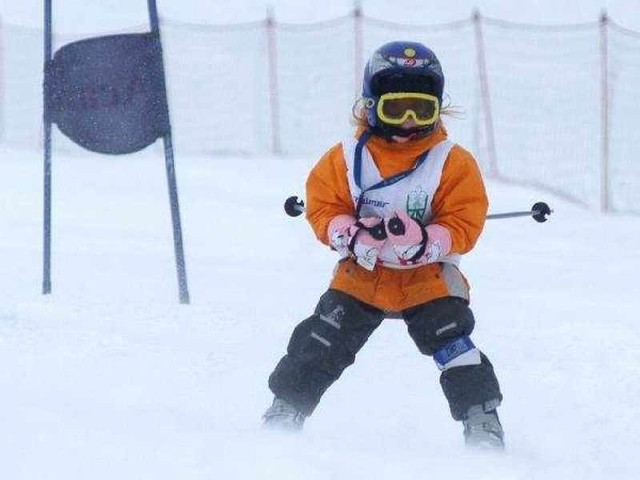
[1,1,639,479]
[1,142,639,479]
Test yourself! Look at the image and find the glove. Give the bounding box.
[328,215,387,271]
[385,210,452,265]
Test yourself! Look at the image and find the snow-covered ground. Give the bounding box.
[1,1,639,478]
[1,143,638,479]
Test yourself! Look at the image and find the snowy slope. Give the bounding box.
[1,144,638,479]
[1,1,639,478]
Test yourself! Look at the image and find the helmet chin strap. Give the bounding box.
[373,122,436,142]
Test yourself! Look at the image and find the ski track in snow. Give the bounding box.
[1,146,638,479]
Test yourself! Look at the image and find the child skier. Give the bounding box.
[263,41,504,449]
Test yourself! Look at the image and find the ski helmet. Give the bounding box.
[362,41,445,139]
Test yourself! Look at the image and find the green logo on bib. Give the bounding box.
[406,187,428,221]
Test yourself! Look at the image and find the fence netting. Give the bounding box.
[1,13,638,213]
[608,22,640,213]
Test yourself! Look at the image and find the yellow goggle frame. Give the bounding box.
[376,92,440,126]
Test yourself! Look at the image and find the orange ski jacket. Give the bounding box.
[305,124,488,312]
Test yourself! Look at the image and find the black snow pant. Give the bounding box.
[268,289,502,420]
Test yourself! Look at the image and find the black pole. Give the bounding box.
[486,202,552,223]
[162,133,190,304]
[42,0,53,294]
[147,0,160,33]
[147,0,190,304]
[486,211,538,220]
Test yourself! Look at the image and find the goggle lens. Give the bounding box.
[377,93,440,126]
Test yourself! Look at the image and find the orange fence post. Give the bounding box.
[266,6,281,155]
[599,11,610,213]
[353,1,364,96]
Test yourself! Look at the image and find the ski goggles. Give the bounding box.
[376,92,440,126]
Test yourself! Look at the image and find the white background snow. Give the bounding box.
[1,1,639,479]
[1,0,639,30]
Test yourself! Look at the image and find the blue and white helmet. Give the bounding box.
[362,41,445,138]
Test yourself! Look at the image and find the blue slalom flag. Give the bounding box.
[46,32,170,155]
[42,0,190,304]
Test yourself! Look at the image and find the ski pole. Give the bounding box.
[284,196,553,223]
[486,202,553,223]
